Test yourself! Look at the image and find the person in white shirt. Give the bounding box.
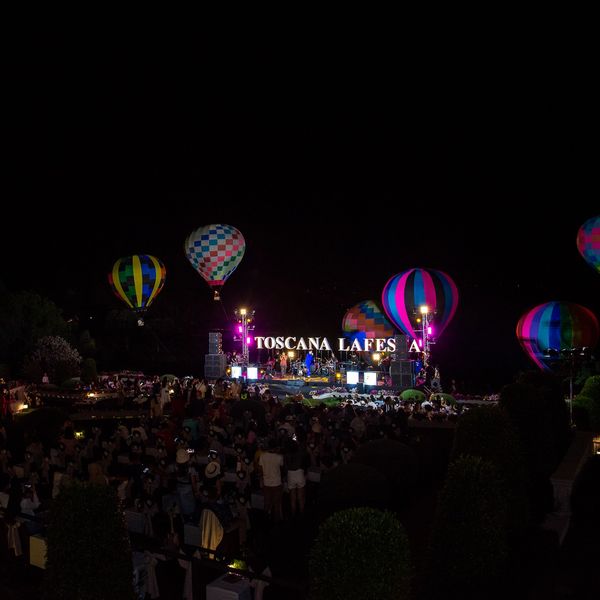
[258,439,284,521]
[21,483,42,534]
[20,484,40,516]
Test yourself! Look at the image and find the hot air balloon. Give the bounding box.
[108,255,166,324]
[184,224,246,300]
[516,301,599,371]
[342,300,396,339]
[577,215,600,274]
[382,268,459,340]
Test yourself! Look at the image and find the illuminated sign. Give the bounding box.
[254,336,399,353]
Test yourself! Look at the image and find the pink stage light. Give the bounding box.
[238,325,243,333]
[427,326,432,335]
[418,339,423,347]
[246,336,253,345]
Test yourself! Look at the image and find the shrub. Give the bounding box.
[44,483,134,600]
[424,456,508,598]
[579,375,600,401]
[451,406,529,535]
[500,382,567,477]
[400,389,425,402]
[309,507,410,600]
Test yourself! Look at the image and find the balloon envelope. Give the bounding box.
[342,300,395,338]
[577,215,600,274]
[516,301,599,371]
[382,268,459,339]
[108,255,166,312]
[184,224,245,293]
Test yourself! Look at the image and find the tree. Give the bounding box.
[573,375,600,431]
[0,291,68,374]
[44,483,134,600]
[78,329,96,358]
[424,456,508,599]
[309,507,410,600]
[81,358,98,385]
[26,336,82,384]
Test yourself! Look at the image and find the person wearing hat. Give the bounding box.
[175,448,196,518]
[202,460,223,498]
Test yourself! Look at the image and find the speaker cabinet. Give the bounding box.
[390,360,415,388]
[204,354,227,379]
[393,334,409,360]
[208,332,223,355]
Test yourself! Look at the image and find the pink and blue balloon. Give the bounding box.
[577,215,600,274]
[516,301,599,371]
[184,224,246,300]
[381,268,459,340]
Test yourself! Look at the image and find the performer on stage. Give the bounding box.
[279,352,288,377]
[305,351,314,377]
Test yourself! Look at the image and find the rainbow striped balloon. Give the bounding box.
[108,255,166,312]
[516,301,599,370]
[577,215,600,274]
[342,300,395,339]
[382,268,459,340]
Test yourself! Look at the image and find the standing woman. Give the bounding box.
[279,352,287,377]
[284,440,308,518]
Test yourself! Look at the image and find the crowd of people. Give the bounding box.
[0,372,498,600]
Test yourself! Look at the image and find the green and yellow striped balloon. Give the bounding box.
[108,255,166,312]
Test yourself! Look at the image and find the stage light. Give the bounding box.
[336,372,342,379]
[420,305,429,315]
[238,326,243,333]
[427,326,432,335]
[288,351,295,359]
[418,339,423,347]
[416,318,421,323]
[372,353,381,362]
[240,308,247,316]
[364,372,377,386]
[247,367,258,380]
[346,371,359,385]
[247,336,252,345]
[231,366,242,379]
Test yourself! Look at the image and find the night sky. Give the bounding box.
[3,43,597,389]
